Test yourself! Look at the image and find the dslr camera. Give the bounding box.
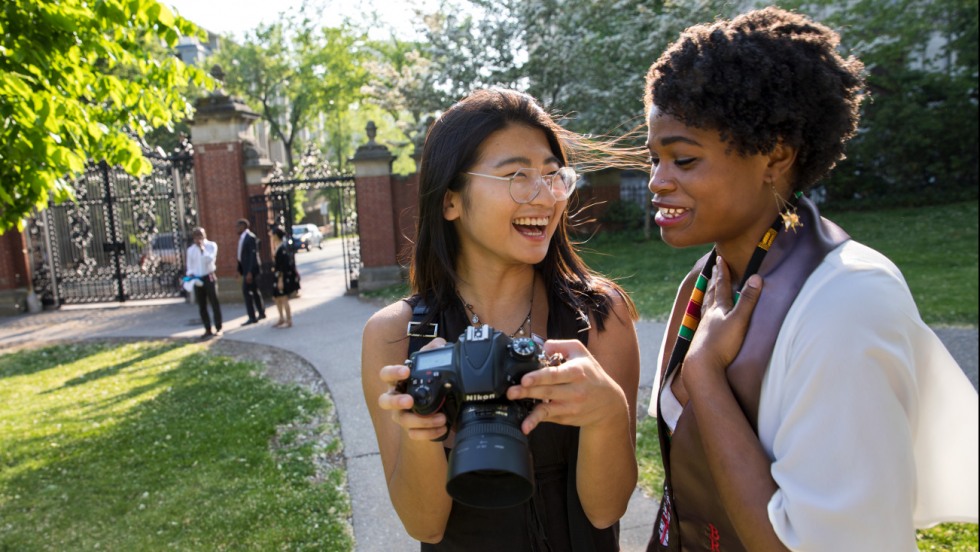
[403,324,549,508]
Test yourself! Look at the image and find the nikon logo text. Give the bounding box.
[465,393,497,401]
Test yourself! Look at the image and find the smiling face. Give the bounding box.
[444,123,567,270]
[646,107,783,272]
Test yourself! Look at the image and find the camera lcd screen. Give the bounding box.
[416,347,453,370]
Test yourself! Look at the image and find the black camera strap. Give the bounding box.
[406,298,438,355]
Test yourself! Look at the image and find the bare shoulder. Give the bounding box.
[587,289,639,359]
[363,299,414,348]
[598,287,638,332]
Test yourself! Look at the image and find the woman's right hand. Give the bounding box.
[376,338,451,441]
[685,256,763,379]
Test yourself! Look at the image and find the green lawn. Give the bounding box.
[0,341,352,551]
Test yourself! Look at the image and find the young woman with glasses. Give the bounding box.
[361,88,640,550]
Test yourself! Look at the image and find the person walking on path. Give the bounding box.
[185,227,222,339]
[269,226,300,329]
[641,8,979,551]
[236,218,266,326]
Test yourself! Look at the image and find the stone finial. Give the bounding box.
[352,120,393,164]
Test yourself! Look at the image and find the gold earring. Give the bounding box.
[772,182,803,233]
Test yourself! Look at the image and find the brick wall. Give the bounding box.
[355,174,398,268]
[193,142,251,277]
[0,231,27,290]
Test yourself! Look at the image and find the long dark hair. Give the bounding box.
[410,88,636,331]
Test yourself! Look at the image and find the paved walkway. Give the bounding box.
[1,238,976,551]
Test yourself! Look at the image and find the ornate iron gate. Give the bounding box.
[26,147,198,305]
[248,175,359,292]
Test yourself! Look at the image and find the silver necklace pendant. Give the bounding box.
[471,313,479,325]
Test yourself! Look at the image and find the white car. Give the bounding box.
[291,224,323,251]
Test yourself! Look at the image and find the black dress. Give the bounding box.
[272,244,300,297]
[407,289,620,552]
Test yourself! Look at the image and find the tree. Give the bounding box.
[208,10,368,171]
[783,0,978,206]
[0,0,212,233]
[361,38,448,146]
[413,0,738,137]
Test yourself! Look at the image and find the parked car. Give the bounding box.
[139,233,181,268]
[291,224,323,251]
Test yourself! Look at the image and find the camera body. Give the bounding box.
[405,324,545,428]
[403,324,548,508]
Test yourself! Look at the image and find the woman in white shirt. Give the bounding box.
[642,7,979,551]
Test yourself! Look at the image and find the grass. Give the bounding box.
[363,201,979,326]
[0,341,352,551]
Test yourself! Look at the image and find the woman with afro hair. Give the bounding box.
[643,7,978,551]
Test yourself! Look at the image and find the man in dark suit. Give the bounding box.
[236,218,266,325]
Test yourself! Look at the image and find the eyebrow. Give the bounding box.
[492,155,560,168]
[646,136,702,149]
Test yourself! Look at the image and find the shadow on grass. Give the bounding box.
[42,341,184,392]
[0,340,352,551]
[0,342,110,380]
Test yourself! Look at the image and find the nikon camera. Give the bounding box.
[404,324,547,509]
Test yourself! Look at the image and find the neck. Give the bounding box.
[455,265,537,336]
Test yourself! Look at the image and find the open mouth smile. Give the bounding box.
[513,216,549,237]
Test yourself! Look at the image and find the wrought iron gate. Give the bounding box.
[247,175,359,292]
[26,147,198,305]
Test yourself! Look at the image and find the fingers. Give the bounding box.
[730,274,763,324]
[521,401,553,434]
[376,362,450,440]
[395,410,448,441]
[379,364,410,386]
[711,256,734,308]
[419,337,447,351]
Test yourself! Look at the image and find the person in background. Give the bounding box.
[236,218,266,326]
[642,7,979,551]
[185,227,221,339]
[269,226,300,329]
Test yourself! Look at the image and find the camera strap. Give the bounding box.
[406,298,438,355]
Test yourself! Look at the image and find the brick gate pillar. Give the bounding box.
[0,230,30,315]
[352,121,402,292]
[189,83,274,302]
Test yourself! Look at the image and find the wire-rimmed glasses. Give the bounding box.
[464,167,578,204]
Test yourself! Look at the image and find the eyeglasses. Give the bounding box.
[464,167,578,204]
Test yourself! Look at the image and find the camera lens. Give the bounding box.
[445,402,534,509]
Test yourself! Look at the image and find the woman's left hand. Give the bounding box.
[506,340,627,435]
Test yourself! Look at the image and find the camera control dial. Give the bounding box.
[509,337,536,358]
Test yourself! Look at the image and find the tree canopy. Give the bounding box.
[208,10,369,171]
[0,0,212,233]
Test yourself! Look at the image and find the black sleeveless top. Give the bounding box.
[406,287,620,552]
